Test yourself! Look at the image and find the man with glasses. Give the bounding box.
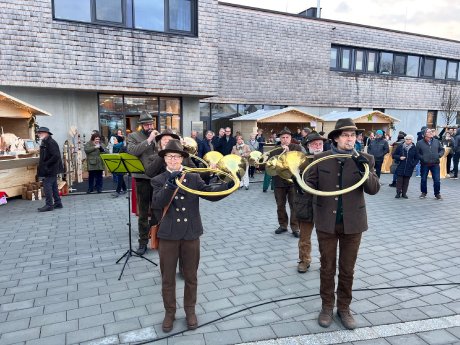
[416,128,445,199]
[305,118,380,330]
[127,111,160,254]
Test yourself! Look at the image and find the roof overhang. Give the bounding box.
[0,91,52,119]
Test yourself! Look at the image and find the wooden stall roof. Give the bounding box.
[0,91,52,119]
[320,110,399,124]
[230,106,324,124]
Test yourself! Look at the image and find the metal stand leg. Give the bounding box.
[115,173,157,280]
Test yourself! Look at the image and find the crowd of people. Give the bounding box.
[34,114,460,333]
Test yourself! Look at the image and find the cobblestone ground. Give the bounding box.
[0,173,459,345]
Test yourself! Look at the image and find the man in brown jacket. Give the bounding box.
[272,129,303,237]
[306,118,380,330]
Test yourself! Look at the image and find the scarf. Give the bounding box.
[236,143,245,156]
[402,142,412,152]
[331,144,353,163]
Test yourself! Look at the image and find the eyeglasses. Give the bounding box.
[339,133,357,138]
[164,155,182,160]
[143,123,154,127]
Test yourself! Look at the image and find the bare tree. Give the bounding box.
[440,84,460,126]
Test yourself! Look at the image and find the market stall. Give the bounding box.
[0,91,51,197]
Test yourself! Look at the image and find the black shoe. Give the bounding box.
[97,190,102,194]
[389,183,396,187]
[137,244,147,255]
[395,193,401,198]
[86,190,93,194]
[263,190,267,193]
[401,194,408,199]
[37,205,53,212]
[292,230,300,238]
[112,192,120,198]
[275,227,288,234]
[53,203,63,209]
[120,190,127,194]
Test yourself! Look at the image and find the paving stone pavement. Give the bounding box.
[0,174,459,345]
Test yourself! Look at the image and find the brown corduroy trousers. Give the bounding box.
[158,239,200,314]
[298,221,314,264]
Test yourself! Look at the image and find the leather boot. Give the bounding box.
[185,307,198,330]
[317,308,333,328]
[395,192,401,198]
[337,309,357,330]
[297,261,310,273]
[162,310,175,333]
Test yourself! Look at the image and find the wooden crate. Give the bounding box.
[0,164,37,197]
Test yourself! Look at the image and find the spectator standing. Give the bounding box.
[247,134,259,178]
[388,131,406,187]
[450,128,460,179]
[198,130,215,158]
[392,135,418,199]
[84,133,107,194]
[111,137,127,198]
[231,135,251,189]
[416,128,445,199]
[217,127,236,155]
[255,129,265,153]
[367,129,389,178]
[36,127,64,212]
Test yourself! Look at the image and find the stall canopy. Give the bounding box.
[320,110,400,135]
[0,91,52,119]
[231,106,324,138]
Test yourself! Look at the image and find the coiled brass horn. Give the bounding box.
[176,168,239,196]
[182,137,209,168]
[256,146,285,166]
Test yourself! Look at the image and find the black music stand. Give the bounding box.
[101,153,157,280]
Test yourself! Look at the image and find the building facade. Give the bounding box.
[1,1,460,145]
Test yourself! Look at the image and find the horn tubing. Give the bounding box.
[176,168,240,196]
[300,154,370,196]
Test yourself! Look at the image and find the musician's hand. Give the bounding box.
[400,156,406,160]
[291,175,304,195]
[227,180,235,189]
[147,130,157,144]
[282,145,289,152]
[166,171,182,189]
[352,153,369,173]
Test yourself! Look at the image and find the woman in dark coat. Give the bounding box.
[392,134,419,199]
[151,139,232,333]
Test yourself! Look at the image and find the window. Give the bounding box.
[330,47,338,69]
[367,51,377,72]
[135,0,164,31]
[52,0,196,35]
[447,61,458,79]
[393,54,406,75]
[354,50,364,71]
[435,59,447,79]
[423,58,435,77]
[379,52,393,74]
[95,0,123,23]
[53,0,91,22]
[406,55,420,77]
[341,48,351,70]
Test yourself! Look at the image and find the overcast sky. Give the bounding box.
[222,0,460,41]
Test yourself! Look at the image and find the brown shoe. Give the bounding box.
[297,261,310,273]
[186,313,198,330]
[162,312,175,333]
[317,308,333,328]
[337,309,357,330]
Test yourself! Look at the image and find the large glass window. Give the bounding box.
[170,0,192,31]
[426,110,438,129]
[447,61,458,79]
[330,47,338,69]
[53,0,91,22]
[379,52,393,74]
[393,54,406,75]
[367,51,377,72]
[355,50,364,71]
[134,0,164,31]
[95,0,123,23]
[435,59,447,79]
[52,0,196,35]
[406,55,420,77]
[423,58,435,77]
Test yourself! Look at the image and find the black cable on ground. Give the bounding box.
[133,282,460,344]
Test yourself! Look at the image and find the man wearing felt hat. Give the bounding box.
[127,111,160,254]
[366,129,389,178]
[36,127,64,212]
[305,118,380,330]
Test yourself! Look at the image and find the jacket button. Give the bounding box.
[177,219,181,222]
[334,197,338,201]
[175,196,178,200]
[333,210,337,214]
[180,196,184,200]
[337,173,341,176]
[184,218,188,222]
[176,208,179,211]
[183,179,187,182]
[336,185,339,188]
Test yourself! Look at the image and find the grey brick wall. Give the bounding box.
[210,4,460,110]
[0,0,219,97]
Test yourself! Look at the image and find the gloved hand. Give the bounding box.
[166,171,182,189]
[227,180,235,189]
[352,153,369,174]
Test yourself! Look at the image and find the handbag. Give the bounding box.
[149,175,185,250]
